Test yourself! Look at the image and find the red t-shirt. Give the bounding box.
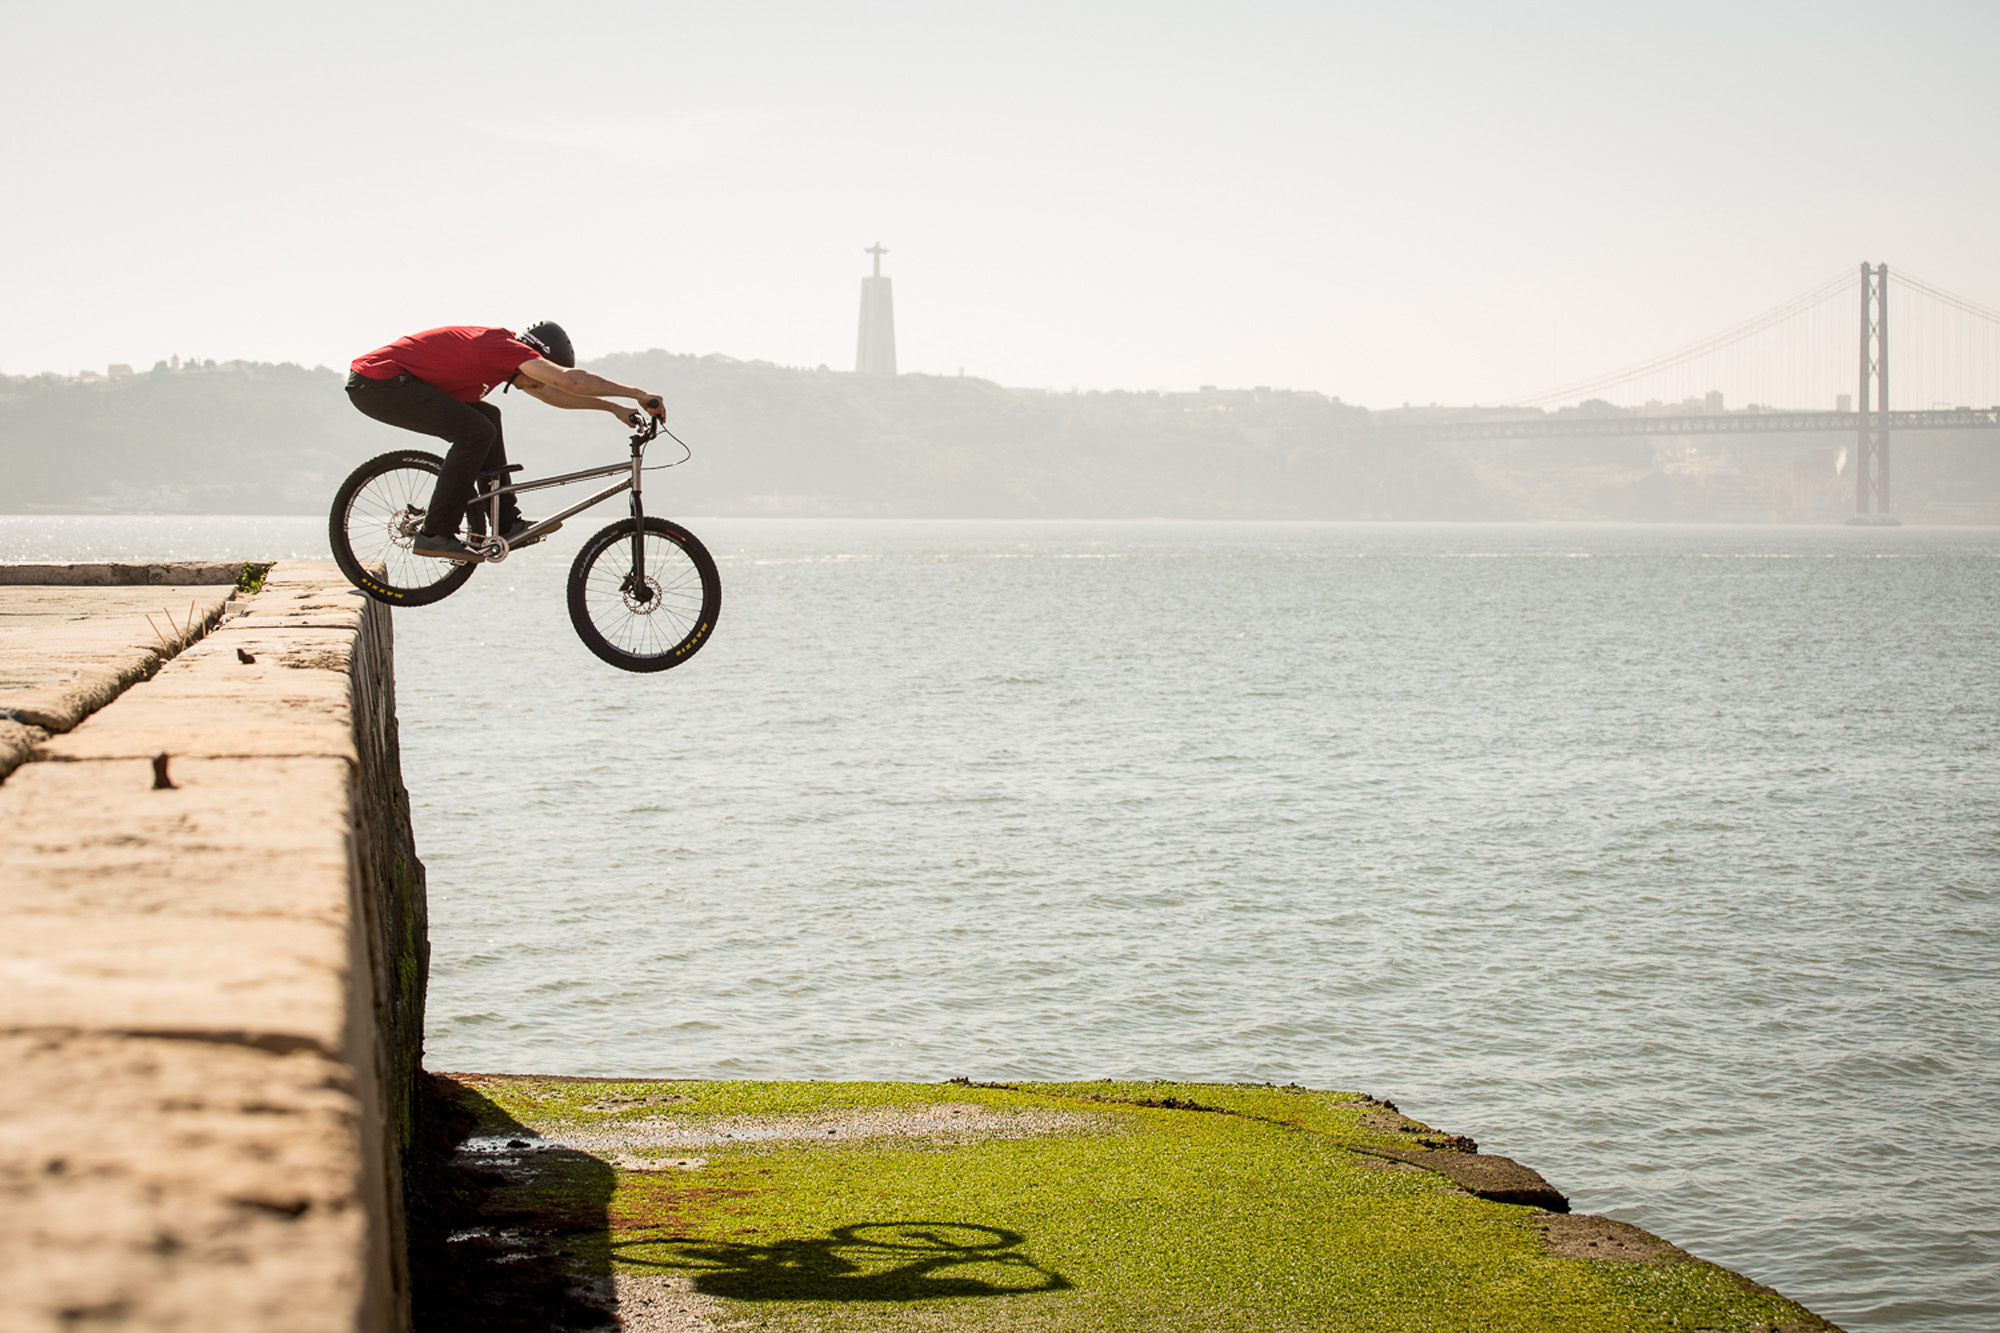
[350,326,542,402]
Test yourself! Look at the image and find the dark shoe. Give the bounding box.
[501,516,562,549]
[412,532,481,562]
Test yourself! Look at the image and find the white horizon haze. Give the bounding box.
[4,0,1996,407]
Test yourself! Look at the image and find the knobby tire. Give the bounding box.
[566,517,720,672]
[329,449,478,607]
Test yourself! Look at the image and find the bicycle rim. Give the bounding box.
[569,519,718,670]
[337,456,473,601]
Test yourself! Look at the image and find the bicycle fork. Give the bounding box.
[624,440,652,605]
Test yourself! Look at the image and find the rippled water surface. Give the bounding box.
[7,515,1997,1331]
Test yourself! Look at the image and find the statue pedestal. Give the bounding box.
[856,274,896,375]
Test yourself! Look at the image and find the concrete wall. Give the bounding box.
[0,562,255,588]
[0,562,428,1332]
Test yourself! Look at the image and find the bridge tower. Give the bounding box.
[1853,262,1895,521]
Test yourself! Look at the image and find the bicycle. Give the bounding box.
[328,415,720,673]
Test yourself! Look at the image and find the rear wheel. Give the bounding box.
[566,517,720,672]
[329,449,478,606]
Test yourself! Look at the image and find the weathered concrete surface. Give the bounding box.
[0,563,428,1333]
[0,581,234,776]
[0,1033,370,1330]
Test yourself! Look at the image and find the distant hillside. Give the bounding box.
[4,354,1997,520]
[1,361,364,514]
[582,352,1478,519]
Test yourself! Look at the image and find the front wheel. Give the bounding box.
[329,449,478,606]
[567,517,721,672]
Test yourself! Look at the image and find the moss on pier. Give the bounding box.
[415,1076,1838,1333]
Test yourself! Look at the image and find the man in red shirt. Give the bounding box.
[346,322,666,561]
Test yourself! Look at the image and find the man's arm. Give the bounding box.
[514,358,665,419]
[512,375,642,421]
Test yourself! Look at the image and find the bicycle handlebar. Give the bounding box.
[626,403,692,470]
[628,411,662,448]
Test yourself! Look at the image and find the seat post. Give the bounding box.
[473,464,523,533]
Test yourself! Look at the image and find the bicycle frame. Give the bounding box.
[463,418,658,579]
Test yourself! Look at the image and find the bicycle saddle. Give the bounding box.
[478,464,525,479]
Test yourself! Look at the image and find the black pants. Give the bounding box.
[346,372,520,536]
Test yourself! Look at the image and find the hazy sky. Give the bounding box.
[5,0,1996,405]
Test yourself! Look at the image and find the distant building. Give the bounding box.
[107,364,133,378]
[1704,390,1724,414]
[855,243,896,375]
[1657,442,1740,479]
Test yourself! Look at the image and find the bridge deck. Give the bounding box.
[1339,408,2000,442]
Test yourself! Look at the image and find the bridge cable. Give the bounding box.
[1504,267,1854,409]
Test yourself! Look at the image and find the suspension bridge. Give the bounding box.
[1348,263,2000,522]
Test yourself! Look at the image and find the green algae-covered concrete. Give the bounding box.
[423,1075,1841,1333]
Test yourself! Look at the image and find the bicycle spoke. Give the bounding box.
[580,532,705,658]
[337,457,465,595]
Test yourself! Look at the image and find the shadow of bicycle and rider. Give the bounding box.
[617,1220,1072,1303]
[408,1077,1069,1329]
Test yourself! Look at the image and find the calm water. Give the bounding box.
[6,515,1996,1332]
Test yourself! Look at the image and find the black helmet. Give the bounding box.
[520,321,574,368]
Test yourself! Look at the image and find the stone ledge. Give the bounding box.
[0,562,250,586]
[0,584,234,762]
[0,1031,366,1333]
[0,910,352,1054]
[0,755,352,919]
[0,562,424,1333]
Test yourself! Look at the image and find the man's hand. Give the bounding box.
[616,395,665,426]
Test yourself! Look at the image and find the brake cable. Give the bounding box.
[644,420,693,471]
